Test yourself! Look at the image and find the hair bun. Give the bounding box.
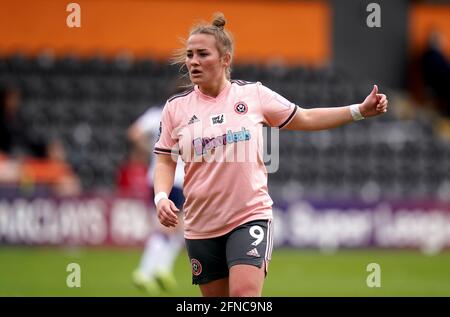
[212,12,226,30]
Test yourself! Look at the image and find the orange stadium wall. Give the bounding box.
[0,0,330,65]
[409,4,450,58]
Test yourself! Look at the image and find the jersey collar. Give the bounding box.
[194,80,231,103]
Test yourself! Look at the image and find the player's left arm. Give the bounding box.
[284,85,388,131]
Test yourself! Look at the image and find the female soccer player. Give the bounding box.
[153,13,388,297]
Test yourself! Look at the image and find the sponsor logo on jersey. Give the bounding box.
[192,127,251,156]
[188,115,200,125]
[210,114,226,126]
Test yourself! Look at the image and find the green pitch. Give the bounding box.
[1,247,449,296]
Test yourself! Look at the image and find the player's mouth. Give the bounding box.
[191,69,202,76]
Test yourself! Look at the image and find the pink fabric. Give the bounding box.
[155,80,298,238]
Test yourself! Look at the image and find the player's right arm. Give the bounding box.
[154,153,179,227]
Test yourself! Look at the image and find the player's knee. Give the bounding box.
[229,283,261,297]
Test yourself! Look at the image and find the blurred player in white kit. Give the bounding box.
[128,106,185,295]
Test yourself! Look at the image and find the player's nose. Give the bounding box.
[190,54,200,66]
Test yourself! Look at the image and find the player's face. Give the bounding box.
[186,34,227,86]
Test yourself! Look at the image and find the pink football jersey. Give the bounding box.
[155,80,298,238]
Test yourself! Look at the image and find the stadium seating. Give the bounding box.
[1,52,448,201]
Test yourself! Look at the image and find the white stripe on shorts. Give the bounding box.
[265,218,273,261]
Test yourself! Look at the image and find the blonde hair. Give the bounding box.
[172,12,234,81]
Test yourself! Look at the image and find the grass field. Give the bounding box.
[1,247,449,296]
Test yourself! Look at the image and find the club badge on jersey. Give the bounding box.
[234,101,248,114]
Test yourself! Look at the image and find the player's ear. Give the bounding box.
[222,52,231,67]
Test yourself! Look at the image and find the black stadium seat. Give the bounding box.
[2,53,448,200]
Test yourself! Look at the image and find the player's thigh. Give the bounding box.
[226,219,273,270]
[185,236,229,288]
[199,277,229,297]
[229,264,265,296]
[226,219,273,295]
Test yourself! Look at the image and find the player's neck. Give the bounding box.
[198,77,228,98]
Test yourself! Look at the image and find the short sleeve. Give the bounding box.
[153,102,179,155]
[257,83,298,129]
